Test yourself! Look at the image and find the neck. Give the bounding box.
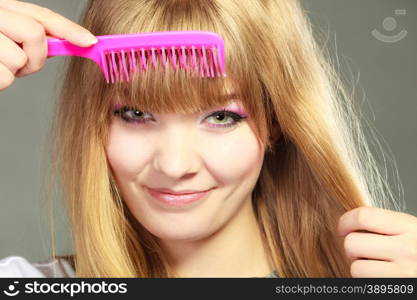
[159,197,273,277]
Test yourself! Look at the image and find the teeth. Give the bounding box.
[151,47,157,68]
[180,46,187,69]
[140,48,147,72]
[171,46,177,70]
[103,45,221,83]
[129,48,136,75]
[120,50,129,82]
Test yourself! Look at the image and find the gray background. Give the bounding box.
[0,0,415,262]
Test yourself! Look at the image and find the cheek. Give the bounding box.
[201,128,263,181]
[105,123,154,178]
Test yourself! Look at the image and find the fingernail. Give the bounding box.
[89,37,98,45]
[83,32,98,45]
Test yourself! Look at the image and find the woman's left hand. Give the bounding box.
[337,206,417,277]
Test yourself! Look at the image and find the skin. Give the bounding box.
[105,87,274,277]
[338,206,417,277]
[0,0,97,90]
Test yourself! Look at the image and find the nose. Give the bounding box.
[152,124,200,179]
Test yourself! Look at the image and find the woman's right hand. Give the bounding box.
[0,0,97,91]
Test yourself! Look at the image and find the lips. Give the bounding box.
[145,186,212,207]
[149,188,210,195]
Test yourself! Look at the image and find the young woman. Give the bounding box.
[0,0,416,278]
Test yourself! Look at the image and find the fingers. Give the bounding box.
[0,32,28,75]
[0,62,15,91]
[343,231,397,261]
[0,8,47,77]
[350,260,399,278]
[0,0,97,47]
[0,0,98,85]
[14,28,47,78]
[338,206,417,237]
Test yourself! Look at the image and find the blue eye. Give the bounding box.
[113,107,246,128]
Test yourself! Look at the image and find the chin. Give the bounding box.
[144,221,214,242]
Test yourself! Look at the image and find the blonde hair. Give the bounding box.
[43,0,404,277]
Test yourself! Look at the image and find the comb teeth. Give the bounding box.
[102,45,223,84]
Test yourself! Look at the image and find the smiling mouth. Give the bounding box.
[148,187,212,195]
[144,186,213,207]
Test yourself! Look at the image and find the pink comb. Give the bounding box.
[47,30,226,84]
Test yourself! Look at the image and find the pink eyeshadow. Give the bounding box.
[221,102,248,117]
[112,100,248,117]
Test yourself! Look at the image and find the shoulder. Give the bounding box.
[0,255,75,278]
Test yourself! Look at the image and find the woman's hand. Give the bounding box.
[338,206,417,277]
[0,0,97,91]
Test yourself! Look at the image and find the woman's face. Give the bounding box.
[105,92,266,242]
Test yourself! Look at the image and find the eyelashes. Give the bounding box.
[112,106,247,129]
